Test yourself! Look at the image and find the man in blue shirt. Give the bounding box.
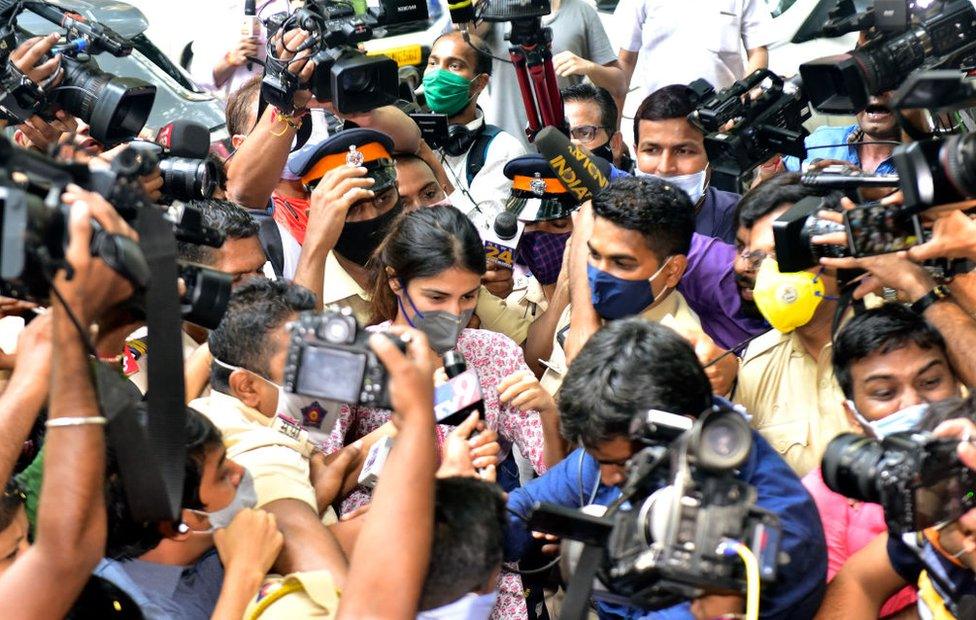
[783,92,900,175]
[506,319,826,619]
[632,85,741,244]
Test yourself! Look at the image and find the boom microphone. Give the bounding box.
[447,0,476,25]
[534,126,610,203]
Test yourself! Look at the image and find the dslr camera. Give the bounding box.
[261,0,398,114]
[822,431,976,535]
[530,407,782,610]
[283,306,407,409]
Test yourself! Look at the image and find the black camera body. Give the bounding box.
[262,0,398,114]
[283,307,406,409]
[530,407,782,610]
[800,0,976,113]
[772,195,847,272]
[823,431,976,535]
[689,71,810,192]
[893,134,976,214]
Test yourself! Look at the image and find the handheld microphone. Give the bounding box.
[483,210,522,269]
[534,126,610,203]
[435,350,485,427]
[243,0,260,71]
[155,120,211,159]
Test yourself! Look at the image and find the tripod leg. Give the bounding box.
[510,46,542,139]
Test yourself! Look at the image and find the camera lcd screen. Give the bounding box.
[845,203,922,258]
[296,346,366,405]
[914,476,964,530]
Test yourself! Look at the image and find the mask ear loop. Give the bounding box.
[395,278,425,328]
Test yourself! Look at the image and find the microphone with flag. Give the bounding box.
[533,126,611,203]
[434,350,484,427]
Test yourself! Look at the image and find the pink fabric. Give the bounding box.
[803,468,917,616]
[323,326,549,620]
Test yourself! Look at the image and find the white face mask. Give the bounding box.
[847,400,929,438]
[416,591,498,620]
[190,469,259,531]
[635,166,709,204]
[214,359,336,433]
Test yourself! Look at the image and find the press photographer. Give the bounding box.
[507,319,826,618]
[816,396,976,619]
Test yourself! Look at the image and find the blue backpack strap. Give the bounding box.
[465,124,503,186]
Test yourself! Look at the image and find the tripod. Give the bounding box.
[508,18,564,141]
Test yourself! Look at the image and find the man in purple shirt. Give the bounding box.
[631,85,741,244]
[679,232,769,350]
[609,156,768,350]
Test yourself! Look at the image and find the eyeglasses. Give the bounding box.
[736,248,768,271]
[569,125,610,142]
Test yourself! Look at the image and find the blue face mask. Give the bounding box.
[587,258,672,320]
[848,400,930,438]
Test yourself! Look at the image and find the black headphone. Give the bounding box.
[443,122,483,157]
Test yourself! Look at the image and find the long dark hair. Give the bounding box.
[369,205,486,324]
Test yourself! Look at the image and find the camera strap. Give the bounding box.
[560,544,603,619]
[109,207,187,522]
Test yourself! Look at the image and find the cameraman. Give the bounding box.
[816,395,976,620]
[506,319,827,619]
[0,187,137,616]
[804,303,964,616]
[783,92,901,176]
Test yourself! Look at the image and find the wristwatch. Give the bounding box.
[910,284,952,315]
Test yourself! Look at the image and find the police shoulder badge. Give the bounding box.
[530,172,546,196]
[346,144,364,167]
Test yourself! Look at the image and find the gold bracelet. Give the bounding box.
[46,416,108,428]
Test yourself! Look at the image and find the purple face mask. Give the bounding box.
[516,231,570,285]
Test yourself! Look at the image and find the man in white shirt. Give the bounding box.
[614,0,776,103]
[189,0,291,100]
[423,31,526,232]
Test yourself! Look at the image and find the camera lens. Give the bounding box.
[941,132,976,200]
[159,158,218,202]
[693,412,752,472]
[821,432,885,503]
[53,57,156,145]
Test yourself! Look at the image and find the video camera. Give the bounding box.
[822,430,976,535]
[261,0,398,114]
[283,306,407,409]
[529,406,782,610]
[0,134,230,328]
[689,70,811,192]
[0,1,155,144]
[123,120,219,204]
[799,0,976,114]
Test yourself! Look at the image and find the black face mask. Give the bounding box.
[334,201,404,266]
[590,142,614,165]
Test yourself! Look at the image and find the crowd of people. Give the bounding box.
[0,0,975,619]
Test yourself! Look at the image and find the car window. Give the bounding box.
[768,0,798,17]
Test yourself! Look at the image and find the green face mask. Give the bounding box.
[423,69,475,117]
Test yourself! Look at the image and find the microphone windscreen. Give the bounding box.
[534,126,610,203]
[157,119,211,158]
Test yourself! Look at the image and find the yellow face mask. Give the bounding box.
[752,257,827,333]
